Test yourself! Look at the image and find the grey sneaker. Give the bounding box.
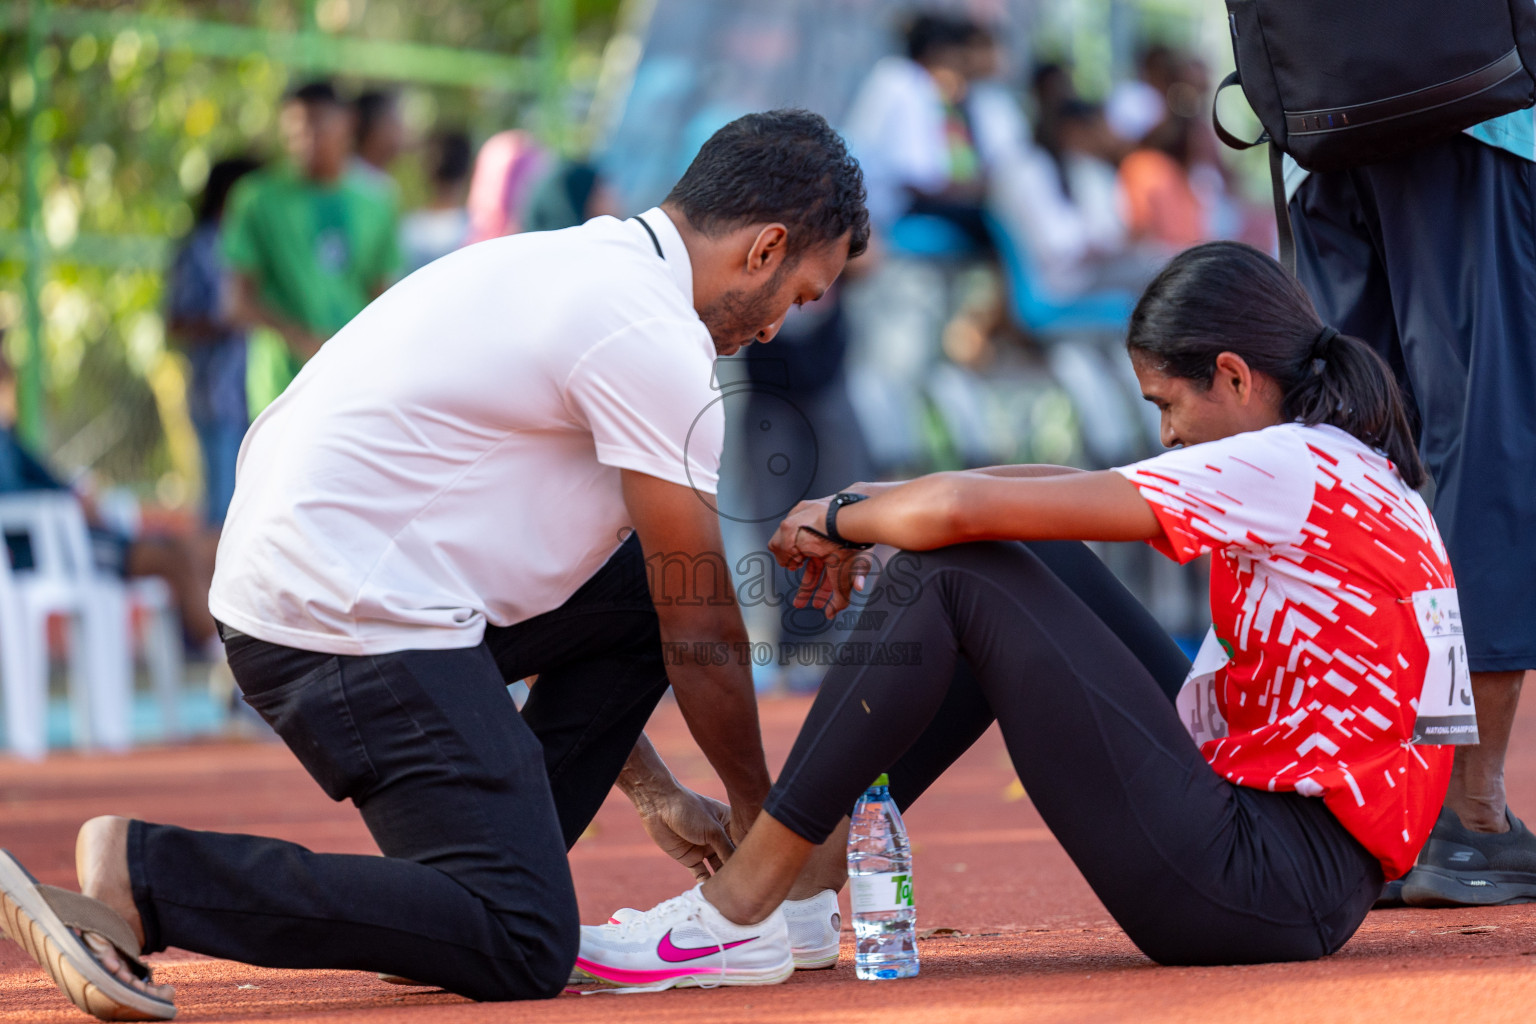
[1401,806,1536,907]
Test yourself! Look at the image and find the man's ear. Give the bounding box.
[746,223,789,275]
[1213,351,1255,405]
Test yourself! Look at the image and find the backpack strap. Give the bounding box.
[1212,70,1297,276]
[1268,144,1296,275]
[1212,71,1266,150]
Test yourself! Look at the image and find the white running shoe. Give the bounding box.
[575,885,792,992]
[780,888,840,969]
[604,887,840,970]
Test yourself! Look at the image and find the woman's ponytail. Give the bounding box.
[1126,242,1426,489]
[1281,326,1426,489]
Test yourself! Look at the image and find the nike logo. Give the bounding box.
[656,929,757,963]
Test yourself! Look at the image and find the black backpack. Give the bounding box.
[1212,0,1536,268]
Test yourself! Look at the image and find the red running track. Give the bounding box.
[1,694,1535,1022]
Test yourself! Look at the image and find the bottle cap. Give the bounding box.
[872,773,889,788]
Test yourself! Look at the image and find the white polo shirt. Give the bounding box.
[209,208,722,655]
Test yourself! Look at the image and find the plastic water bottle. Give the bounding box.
[847,773,919,979]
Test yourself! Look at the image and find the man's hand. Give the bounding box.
[635,786,736,882]
[618,734,740,881]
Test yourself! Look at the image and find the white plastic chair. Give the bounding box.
[0,545,40,757]
[94,489,185,739]
[127,575,183,739]
[0,492,132,758]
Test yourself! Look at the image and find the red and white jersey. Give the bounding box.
[1115,423,1455,878]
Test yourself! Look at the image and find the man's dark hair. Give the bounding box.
[664,109,869,260]
[354,89,397,146]
[288,80,341,107]
[905,12,975,65]
[430,131,473,186]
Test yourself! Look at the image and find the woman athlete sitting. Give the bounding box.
[576,241,1463,987]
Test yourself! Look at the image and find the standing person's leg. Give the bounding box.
[488,534,677,846]
[1294,141,1536,895]
[195,417,243,529]
[720,543,1379,965]
[88,634,579,1002]
[1364,139,1536,832]
[1359,139,1536,902]
[1292,148,1536,906]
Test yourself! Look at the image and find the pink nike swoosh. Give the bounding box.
[656,929,757,963]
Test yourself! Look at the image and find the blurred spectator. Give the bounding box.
[464,130,550,244]
[1119,113,1210,251]
[166,156,260,531]
[0,347,217,651]
[222,80,400,415]
[738,282,874,691]
[400,131,473,274]
[1106,43,1178,145]
[1029,60,1080,160]
[843,11,1015,241]
[523,159,624,234]
[955,22,1030,171]
[992,100,1159,297]
[351,89,404,194]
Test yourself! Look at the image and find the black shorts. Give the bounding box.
[1291,135,1536,672]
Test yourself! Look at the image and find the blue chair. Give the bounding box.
[886,214,985,261]
[984,213,1135,337]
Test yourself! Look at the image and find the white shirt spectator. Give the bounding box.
[990,145,1129,297]
[210,208,722,656]
[843,57,1028,228]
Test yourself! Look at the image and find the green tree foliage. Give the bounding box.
[0,0,619,506]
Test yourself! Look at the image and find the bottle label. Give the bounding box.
[849,871,916,913]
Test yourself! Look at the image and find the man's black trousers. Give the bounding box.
[129,535,670,1001]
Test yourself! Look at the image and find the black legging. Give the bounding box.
[763,541,1382,966]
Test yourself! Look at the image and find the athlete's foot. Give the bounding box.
[76,816,174,1003]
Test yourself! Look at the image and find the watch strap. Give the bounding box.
[825,492,874,549]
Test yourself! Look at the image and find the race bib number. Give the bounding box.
[849,872,915,914]
[1176,627,1230,746]
[1410,588,1478,745]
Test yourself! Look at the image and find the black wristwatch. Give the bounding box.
[825,492,874,549]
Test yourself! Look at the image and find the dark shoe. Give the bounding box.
[1401,806,1536,907]
[1373,878,1406,908]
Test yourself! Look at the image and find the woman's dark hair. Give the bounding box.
[1126,241,1426,488]
[197,156,262,224]
[665,109,870,260]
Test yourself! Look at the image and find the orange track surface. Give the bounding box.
[2,694,1535,1023]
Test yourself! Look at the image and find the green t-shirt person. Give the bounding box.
[221,165,400,414]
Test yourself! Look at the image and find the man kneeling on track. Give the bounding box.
[0,110,868,1020]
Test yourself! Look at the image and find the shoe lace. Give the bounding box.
[685,906,730,991]
[613,892,692,940]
